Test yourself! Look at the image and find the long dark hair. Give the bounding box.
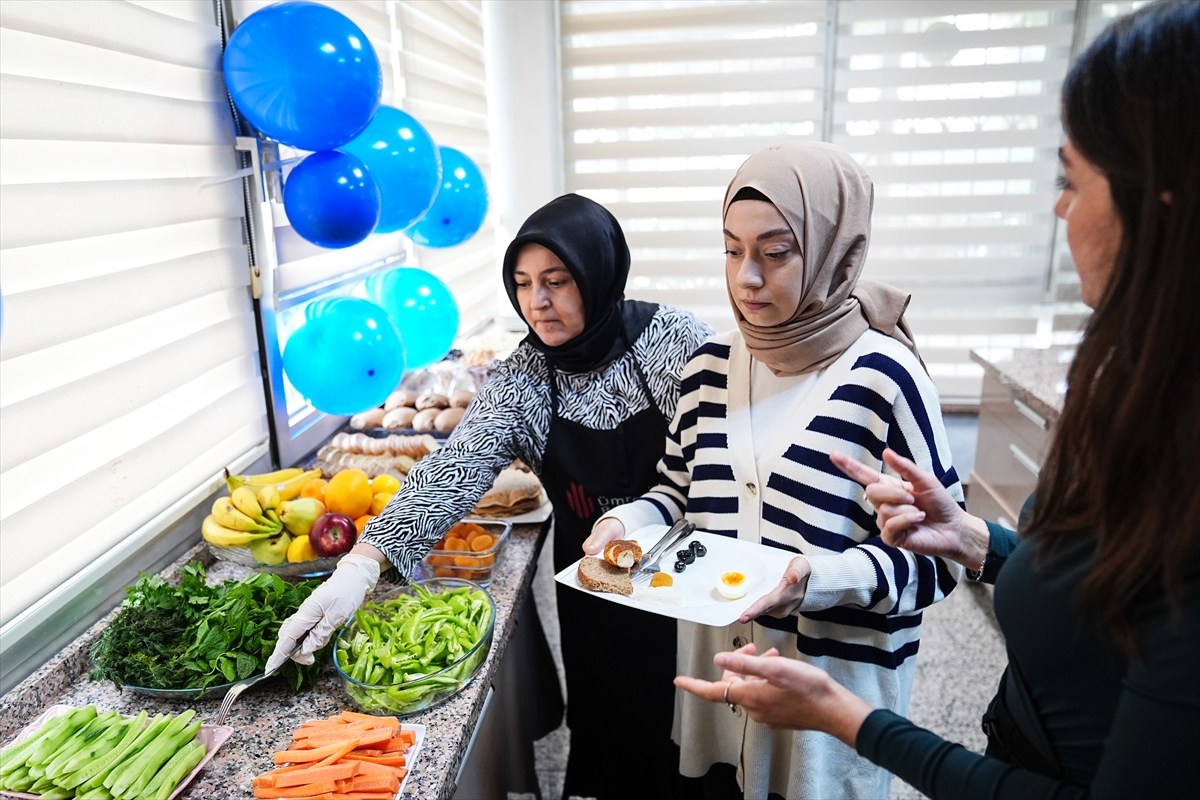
[1027,0,1200,647]
[1029,1,1200,650]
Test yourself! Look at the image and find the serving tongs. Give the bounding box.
[630,518,696,584]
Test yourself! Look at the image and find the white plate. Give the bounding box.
[0,704,233,800]
[554,527,797,627]
[395,722,424,798]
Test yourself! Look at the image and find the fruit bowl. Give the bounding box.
[205,544,343,578]
[334,579,495,717]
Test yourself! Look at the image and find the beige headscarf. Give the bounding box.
[723,141,922,376]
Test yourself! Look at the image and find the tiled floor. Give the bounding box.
[520,414,1007,800]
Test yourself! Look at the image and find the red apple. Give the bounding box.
[310,513,357,557]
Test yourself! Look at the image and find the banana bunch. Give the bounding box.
[201,483,285,547]
[224,466,322,500]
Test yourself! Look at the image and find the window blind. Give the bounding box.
[0,0,266,625]
[396,0,497,334]
[560,0,1116,404]
[561,0,830,330]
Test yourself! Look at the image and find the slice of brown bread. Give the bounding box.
[577,557,633,596]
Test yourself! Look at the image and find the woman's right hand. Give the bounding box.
[829,448,990,570]
[582,517,625,556]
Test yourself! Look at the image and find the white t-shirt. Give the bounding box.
[748,357,823,461]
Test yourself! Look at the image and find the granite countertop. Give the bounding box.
[970,346,1075,423]
[0,522,546,800]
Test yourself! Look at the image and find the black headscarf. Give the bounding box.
[502,194,658,373]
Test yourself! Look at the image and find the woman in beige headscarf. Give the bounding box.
[590,142,965,798]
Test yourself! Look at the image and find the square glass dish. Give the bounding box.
[414,518,511,587]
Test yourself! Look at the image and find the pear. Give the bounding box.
[279,498,326,536]
[250,532,292,566]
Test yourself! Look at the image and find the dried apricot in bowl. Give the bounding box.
[469,535,494,552]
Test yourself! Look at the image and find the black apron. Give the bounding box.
[541,354,682,800]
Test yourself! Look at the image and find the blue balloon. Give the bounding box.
[340,107,442,234]
[367,268,460,369]
[284,151,381,249]
[283,297,405,415]
[407,147,488,248]
[223,1,382,151]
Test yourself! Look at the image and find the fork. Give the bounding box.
[632,522,695,584]
[215,642,301,725]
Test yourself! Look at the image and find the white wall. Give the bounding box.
[482,0,563,329]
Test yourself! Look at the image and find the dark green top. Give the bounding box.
[856,521,1200,799]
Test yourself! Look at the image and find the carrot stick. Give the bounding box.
[253,780,338,798]
[340,711,401,728]
[275,739,361,765]
[273,762,361,788]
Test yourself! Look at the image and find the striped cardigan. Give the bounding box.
[603,328,964,799]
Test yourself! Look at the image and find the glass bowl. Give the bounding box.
[206,543,343,578]
[416,518,512,587]
[334,579,495,717]
[121,676,260,700]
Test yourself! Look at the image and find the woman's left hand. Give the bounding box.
[674,645,874,746]
[738,557,812,623]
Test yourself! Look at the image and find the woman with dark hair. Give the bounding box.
[675,3,1200,797]
[269,194,713,798]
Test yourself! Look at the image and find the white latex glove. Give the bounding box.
[266,553,380,672]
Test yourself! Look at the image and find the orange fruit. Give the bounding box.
[369,492,394,516]
[299,479,328,504]
[354,514,375,535]
[371,475,401,496]
[326,470,372,517]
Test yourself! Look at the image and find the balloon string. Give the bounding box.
[200,156,305,188]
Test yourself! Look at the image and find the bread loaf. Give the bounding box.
[349,407,386,429]
[412,408,439,432]
[416,392,450,410]
[577,557,633,596]
[450,389,475,409]
[384,389,418,411]
[603,540,643,569]
[382,406,418,429]
[435,407,464,433]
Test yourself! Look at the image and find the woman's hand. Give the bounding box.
[674,644,874,747]
[582,516,625,556]
[738,557,812,623]
[830,448,990,571]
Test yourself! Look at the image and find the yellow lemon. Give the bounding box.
[371,475,401,496]
[370,492,395,516]
[286,534,318,563]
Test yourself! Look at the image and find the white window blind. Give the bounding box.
[561,0,1115,404]
[562,0,830,330]
[397,0,497,334]
[0,0,267,625]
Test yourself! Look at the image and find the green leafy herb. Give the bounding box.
[90,562,322,694]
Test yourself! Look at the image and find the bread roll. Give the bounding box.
[435,407,465,433]
[412,408,439,432]
[382,406,418,429]
[604,540,643,569]
[450,389,475,409]
[349,407,386,429]
[384,389,418,411]
[416,392,450,411]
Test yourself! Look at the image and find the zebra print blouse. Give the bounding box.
[360,305,714,583]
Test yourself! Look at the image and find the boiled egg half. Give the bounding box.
[716,570,749,600]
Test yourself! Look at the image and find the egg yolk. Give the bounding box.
[721,572,745,587]
[650,572,674,588]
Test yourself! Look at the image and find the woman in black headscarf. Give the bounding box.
[270,194,714,798]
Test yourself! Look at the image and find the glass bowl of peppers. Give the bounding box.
[334,579,496,717]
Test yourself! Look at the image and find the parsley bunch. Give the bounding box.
[90,562,323,694]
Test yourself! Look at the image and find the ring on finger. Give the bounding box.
[722,682,730,704]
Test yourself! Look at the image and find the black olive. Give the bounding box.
[673,560,687,573]
[689,541,707,557]
[677,549,695,564]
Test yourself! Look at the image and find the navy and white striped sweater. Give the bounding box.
[604,328,965,798]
